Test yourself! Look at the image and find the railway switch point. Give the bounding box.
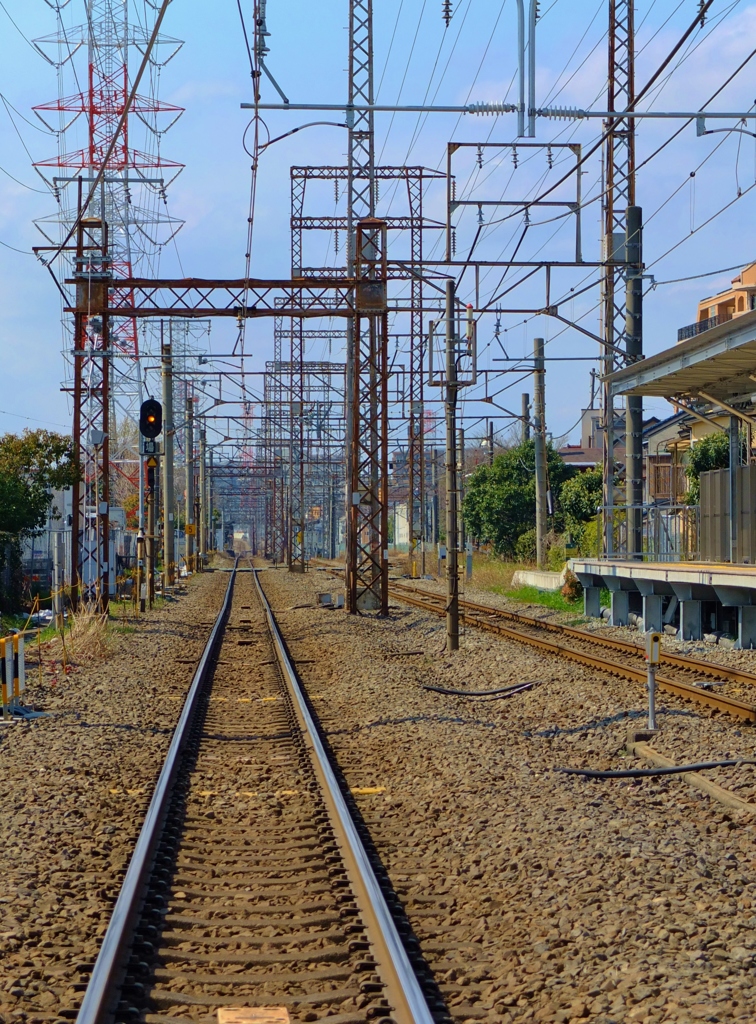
[628,728,659,745]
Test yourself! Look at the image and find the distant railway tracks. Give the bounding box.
[389,582,756,723]
[74,561,440,1024]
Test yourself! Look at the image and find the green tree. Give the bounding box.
[0,430,80,611]
[462,439,576,556]
[684,430,742,504]
[560,468,603,551]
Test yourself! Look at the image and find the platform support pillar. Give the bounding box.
[610,590,629,627]
[641,594,663,634]
[679,600,702,641]
[584,586,601,619]
[737,606,756,650]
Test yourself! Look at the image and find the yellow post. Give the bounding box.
[1,638,8,722]
[37,609,42,687]
[12,634,19,701]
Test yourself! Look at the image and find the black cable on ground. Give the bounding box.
[423,680,540,698]
[556,759,756,780]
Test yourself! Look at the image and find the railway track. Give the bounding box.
[73,561,443,1024]
[388,582,756,722]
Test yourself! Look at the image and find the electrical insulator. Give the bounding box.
[547,145,553,170]
[451,229,457,255]
[442,0,453,27]
[477,204,484,226]
[476,145,483,169]
[451,178,457,201]
[334,227,340,255]
[466,304,474,343]
[334,180,339,203]
[512,146,518,169]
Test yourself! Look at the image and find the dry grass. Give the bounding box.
[389,550,530,591]
[466,553,528,592]
[46,602,109,666]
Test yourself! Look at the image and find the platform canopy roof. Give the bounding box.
[608,308,756,405]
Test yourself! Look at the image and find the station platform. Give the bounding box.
[570,558,756,648]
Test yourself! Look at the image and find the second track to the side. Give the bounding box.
[388,581,756,721]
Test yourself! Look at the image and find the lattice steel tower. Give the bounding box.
[601,0,636,547]
[34,0,183,603]
[345,0,391,615]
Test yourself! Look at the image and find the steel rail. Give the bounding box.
[75,563,238,1024]
[252,567,435,1024]
[390,585,756,722]
[439,590,756,685]
[391,581,756,682]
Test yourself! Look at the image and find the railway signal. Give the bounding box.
[140,399,163,439]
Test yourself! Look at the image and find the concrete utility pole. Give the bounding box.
[146,462,156,608]
[730,415,739,563]
[53,532,64,631]
[457,427,465,557]
[136,527,145,613]
[199,427,207,568]
[185,395,194,572]
[522,393,531,442]
[208,449,215,553]
[533,337,548,570]
[445,279,459,651]
[161,334,175,585]
[625,205,643,557]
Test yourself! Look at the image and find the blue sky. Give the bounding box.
[1,0,755,447]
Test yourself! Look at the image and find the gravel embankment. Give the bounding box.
[0,570,226,1024]
[260,564,756,1024]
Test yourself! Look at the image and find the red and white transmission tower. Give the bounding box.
[33,0,183,605]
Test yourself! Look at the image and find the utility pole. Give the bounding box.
[208,449,215,553]
[457,427,465,557]
[488,420,495,466]
[445,279,459,651]
[198,427,206,569]
[136,527,145,613]
[522,393,531,443]
[625,205,643,556]
[730,415,739,563]
[185,395,194,573]
[146,460,156,608]
[53,532,65,631]
[533,337,548,570]
[161,332,175,586]
[431,448,438,546]
[289,321,306,573]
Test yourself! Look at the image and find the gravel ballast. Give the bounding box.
[0,571,226,1023]
[259,565,756,1024]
